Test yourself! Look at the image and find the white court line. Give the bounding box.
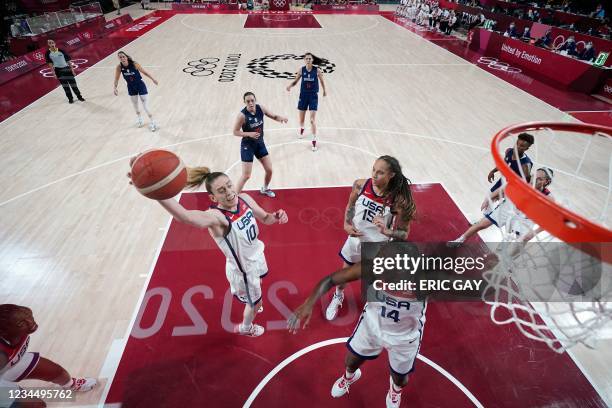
[3,125,608,208]
[565,110,612,113]
[356,63,470,66]
[242,337,485,408]
[224,139,379,173]
[97,208,175,407]
[88,65,163,69]
[179,14,379,38]
[0,132,229,208]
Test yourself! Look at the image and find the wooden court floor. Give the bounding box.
[0,12,610,406]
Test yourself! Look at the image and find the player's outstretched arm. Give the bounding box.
[135,62,158,85]
[260,105,288,123]
[286,71,301,91]
[287,263,362,333]
[113,65,121,95]
[239,193,288,225]
[157,199,222,229]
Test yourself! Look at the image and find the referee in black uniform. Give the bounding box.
[45,39,84,104]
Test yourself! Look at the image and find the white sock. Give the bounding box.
[391,382,402,392]
[62,378,74,389]
[239,323,252,332]
[335,287,344,295]
[453,235,466,243]
[345,370,355,379]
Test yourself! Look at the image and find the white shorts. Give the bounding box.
[339,237,384,265]
[485,200,533,238]
[0,352,40,408]
[339,236,361,265]
[226,254,267,305]
[347,307,423,376]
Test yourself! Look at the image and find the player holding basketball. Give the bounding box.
[113,51,159,132]
[143,168,288,337]
[326,155,416,321]
[288,242,426,408]
[0,305,97,408]
[483,133,534,210]
[233,92,288,198]
[448,167,554,246]
[286,52,327,152]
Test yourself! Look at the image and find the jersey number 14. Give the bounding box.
[380,306,400,323]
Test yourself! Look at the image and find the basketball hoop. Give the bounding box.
[482,122,612,353]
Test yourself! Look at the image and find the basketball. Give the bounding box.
[130,149,187,200]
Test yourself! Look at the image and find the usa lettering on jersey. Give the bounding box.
[235,210,257,243]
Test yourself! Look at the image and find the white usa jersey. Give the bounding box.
[366,290,426,339]
[352,179,393,242]
[211,197,265,276]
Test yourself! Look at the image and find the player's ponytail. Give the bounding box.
[186,167,227,194]
[378,155,416,223]
[304,52,324,66]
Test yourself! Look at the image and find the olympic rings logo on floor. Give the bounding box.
[246,54,336,80]
[273,0,286,7]
[476,57,522,74]
[183,58,221,77]
[298,207,344,231]
[39,58,89,78]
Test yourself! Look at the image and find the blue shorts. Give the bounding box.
[241,137,269,162]
[127,80,148,96]
[298,92,318,111]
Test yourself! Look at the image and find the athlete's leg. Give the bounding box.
[331,349,365,397]
[26,357,96,391]
[130,95,144,127]
[390,372,409,389]
[26,357,70,386]
[387,372,409,408]
[447,217,493,246]
[309,110,317,135]
[238,299,264,337]
[139,94,157,131]
[259,155,273,191]
[344,349,366,374]
[336,261,349,294]
[241,301,258,328]
[235,161,253,193]
[139,94,153,119]
[298,110,306,137]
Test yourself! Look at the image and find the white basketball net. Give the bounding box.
[481,125,612,353]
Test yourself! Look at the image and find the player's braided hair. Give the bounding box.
[378,155,416,223]
[0,304,24,337]
[186,167,227,193]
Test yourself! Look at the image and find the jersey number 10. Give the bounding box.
[246,224,257,243]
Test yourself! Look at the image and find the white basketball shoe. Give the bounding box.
[331,369,361,398]
[325,291,344,320]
